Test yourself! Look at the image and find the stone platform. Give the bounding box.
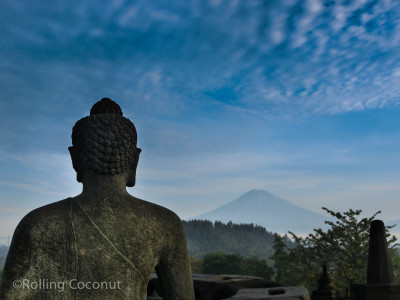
[193,274,281,300]
[222,286,310,300]
[147,274,308,300]
[351,283,400,300]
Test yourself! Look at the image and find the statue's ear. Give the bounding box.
[68,146,83,183]
[127,148,141,187]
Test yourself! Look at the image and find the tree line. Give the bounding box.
[183,219,294,260]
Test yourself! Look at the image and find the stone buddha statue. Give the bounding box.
[0,98,195,300]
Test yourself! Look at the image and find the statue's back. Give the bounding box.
[0,98,195,300]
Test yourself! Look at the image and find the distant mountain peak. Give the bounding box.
[241,189,283,198]
[190,189,328,235]
[245,189,273,196]
[247,189,271,194]
[232,189,291,205]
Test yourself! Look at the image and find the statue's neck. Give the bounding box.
[81,171,128,198]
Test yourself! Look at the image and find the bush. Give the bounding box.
[202,252,242,275]
[200,252,274,279]
[241,256,274,279]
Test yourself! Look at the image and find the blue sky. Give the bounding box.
[2,0,400,242]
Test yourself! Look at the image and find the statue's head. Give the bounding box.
[69,98,141,187]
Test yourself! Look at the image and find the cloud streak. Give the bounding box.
[1,0,400,118]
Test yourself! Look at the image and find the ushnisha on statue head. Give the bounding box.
[68,97,141,187]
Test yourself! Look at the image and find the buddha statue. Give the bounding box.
[0,98,195,300]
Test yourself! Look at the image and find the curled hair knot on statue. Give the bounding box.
[69,98,140,179]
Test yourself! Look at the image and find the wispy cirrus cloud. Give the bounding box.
[1,0,400,119]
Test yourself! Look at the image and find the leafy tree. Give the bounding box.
[201,252,274,279]
[271,208,399,296]
[241,256,274,280]
[271,233,286,282]
[202,252,242,275]
[389,248,400,282]
[271,233,302,284]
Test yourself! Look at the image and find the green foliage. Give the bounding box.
[200,252,274,279]
[271,233,300,284]
[183,220,293,259]
[202,252,242,275]
[272,232,318,287]
[189,256,203,274]
[270,208,399,296]
[390,248,400,282]
[240,256,274,279]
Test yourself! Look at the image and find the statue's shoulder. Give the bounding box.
[4,198,75,274]
[128,195,183,228]
[2,198,76,297]
[16,198,73,236]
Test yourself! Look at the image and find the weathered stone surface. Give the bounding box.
[0,98,195,300]
[192,274,281,300]
[147,273,281,299]
[351,220,400,300]
[367,220,394,284]
[223,286,310,299]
